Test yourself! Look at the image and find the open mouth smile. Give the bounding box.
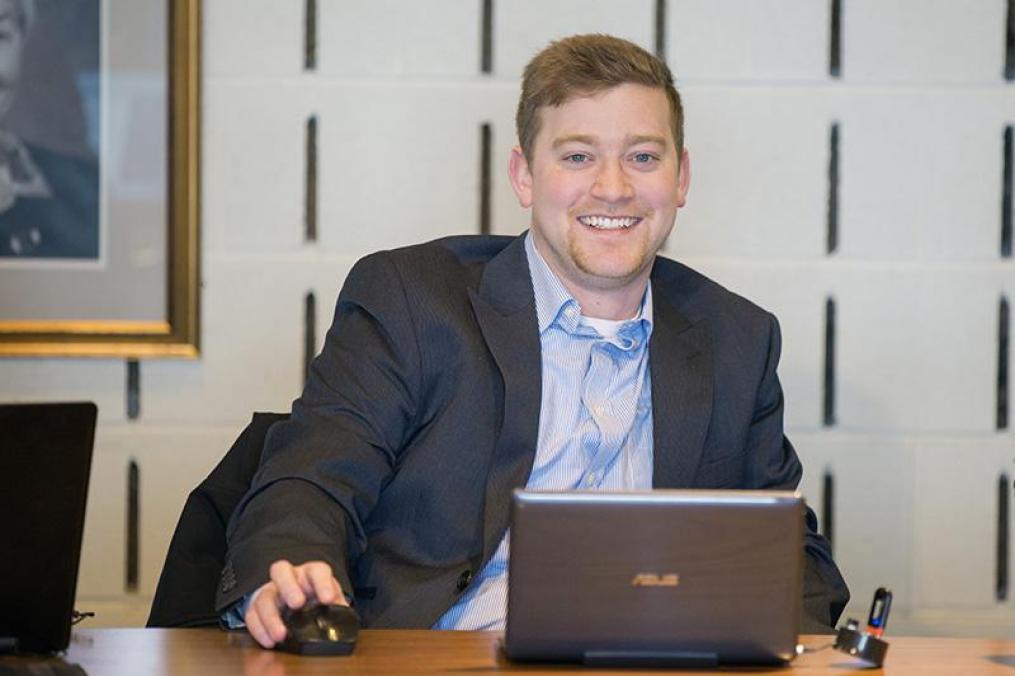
[577,215,642,230]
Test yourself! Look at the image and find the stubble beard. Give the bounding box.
[567,234,653,290]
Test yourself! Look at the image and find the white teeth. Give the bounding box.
[578,216,639,230]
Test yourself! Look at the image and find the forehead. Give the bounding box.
[535,84,674,147]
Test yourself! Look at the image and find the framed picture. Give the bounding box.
[0,0,199,358]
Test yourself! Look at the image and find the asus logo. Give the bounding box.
[631,573,680,587]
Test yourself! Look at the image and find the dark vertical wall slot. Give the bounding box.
[827,122,840,255]
[126,460,139,592]
[822,469,835,551]
[479,123,492,236]
[829,0,842,78]
[654,0,667,60]
[823,297,837,426]
[1000,296,1010,430]
[480,0,493,73]
[999,473,1010,602]
[304,291,317,387]
[1003,125,1012,258]
[304,0,317,70]
[126,359,140,420]
[305,115,318,243]
[1006,0,1014,80]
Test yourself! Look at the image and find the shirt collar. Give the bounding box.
[524,231,654,338]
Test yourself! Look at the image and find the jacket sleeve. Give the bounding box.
[216,252,423,612]
[746,313,850,634]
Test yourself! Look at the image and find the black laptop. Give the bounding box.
[505,489,803,668]
[0,402,97,654]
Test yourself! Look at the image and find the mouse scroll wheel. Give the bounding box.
[316,616,340,641]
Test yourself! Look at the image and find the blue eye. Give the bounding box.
[633,153,655,163]
[565,153,589,164]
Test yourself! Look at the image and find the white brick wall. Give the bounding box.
[1,1,1013,633]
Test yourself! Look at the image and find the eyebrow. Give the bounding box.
[551,134,596,149]
[550,134,669,149]
[627,135,668,147]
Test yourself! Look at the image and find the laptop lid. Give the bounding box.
[505,489,803,667]
[0,402,97,654]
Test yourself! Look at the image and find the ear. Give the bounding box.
[675,148,690,208]
[508,146,534,209]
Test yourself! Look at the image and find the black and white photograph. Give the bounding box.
[0,0,100,259]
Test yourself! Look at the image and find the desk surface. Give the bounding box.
[3,629,1015,675]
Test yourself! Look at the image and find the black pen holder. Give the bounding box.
[833,625,888,668]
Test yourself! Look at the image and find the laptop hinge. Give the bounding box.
[583,650,719,669]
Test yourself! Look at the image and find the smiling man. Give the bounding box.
[217,34,849,647]
[511,81,687,320]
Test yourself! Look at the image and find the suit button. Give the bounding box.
[456,570,473,592]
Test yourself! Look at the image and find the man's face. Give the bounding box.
[0,0,24,120]
[509,83,690,303]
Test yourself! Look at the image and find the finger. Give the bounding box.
[252,584,289,645]
[333,577,350,606]
[303,562,338,605]
[245,585,280,648]
[245,605,274,648]
[269,560,306,609]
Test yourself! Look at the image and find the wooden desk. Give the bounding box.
[3,629,1014,675]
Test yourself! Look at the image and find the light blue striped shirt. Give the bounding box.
[433,233,655,630]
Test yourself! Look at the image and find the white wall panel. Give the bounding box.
[203,0,304,77]
[668,0,829,81]
[910,438,1013,608]
[674,87,831,259]
[843,0,1007,83]
[78,427,239,604]
[77,434,129,598]
[495,0,654,78]
[795,433,916,616]
[203,83,311,254]
[140,259,347,425]
[135,428,240,596]
[316,85,490,257]
[836,268,999,433]
[839,91,1008,261]
[318,1,481,77]
[0,360,125,423]
[691,261,828,431]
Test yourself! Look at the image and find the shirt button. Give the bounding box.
[584,474,597,487]
[456,569,473,592]
[593,405,605,416]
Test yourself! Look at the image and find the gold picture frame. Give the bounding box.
[0,0,200,358]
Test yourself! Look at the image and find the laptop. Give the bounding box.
[0,402,97,654]
[504,489,803,667]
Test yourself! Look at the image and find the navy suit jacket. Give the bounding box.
[217,234,849,632]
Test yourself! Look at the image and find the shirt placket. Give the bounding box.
[579,330,643,488]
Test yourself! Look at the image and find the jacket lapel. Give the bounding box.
[649,287,714,488]
[468,235,542,566]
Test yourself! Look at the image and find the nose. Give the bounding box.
[589,158,634,203]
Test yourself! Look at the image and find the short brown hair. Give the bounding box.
[516,34,683,163]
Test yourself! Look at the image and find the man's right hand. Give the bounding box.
[244,560,348,649]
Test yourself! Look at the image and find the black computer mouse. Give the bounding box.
[276,603,360,656]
